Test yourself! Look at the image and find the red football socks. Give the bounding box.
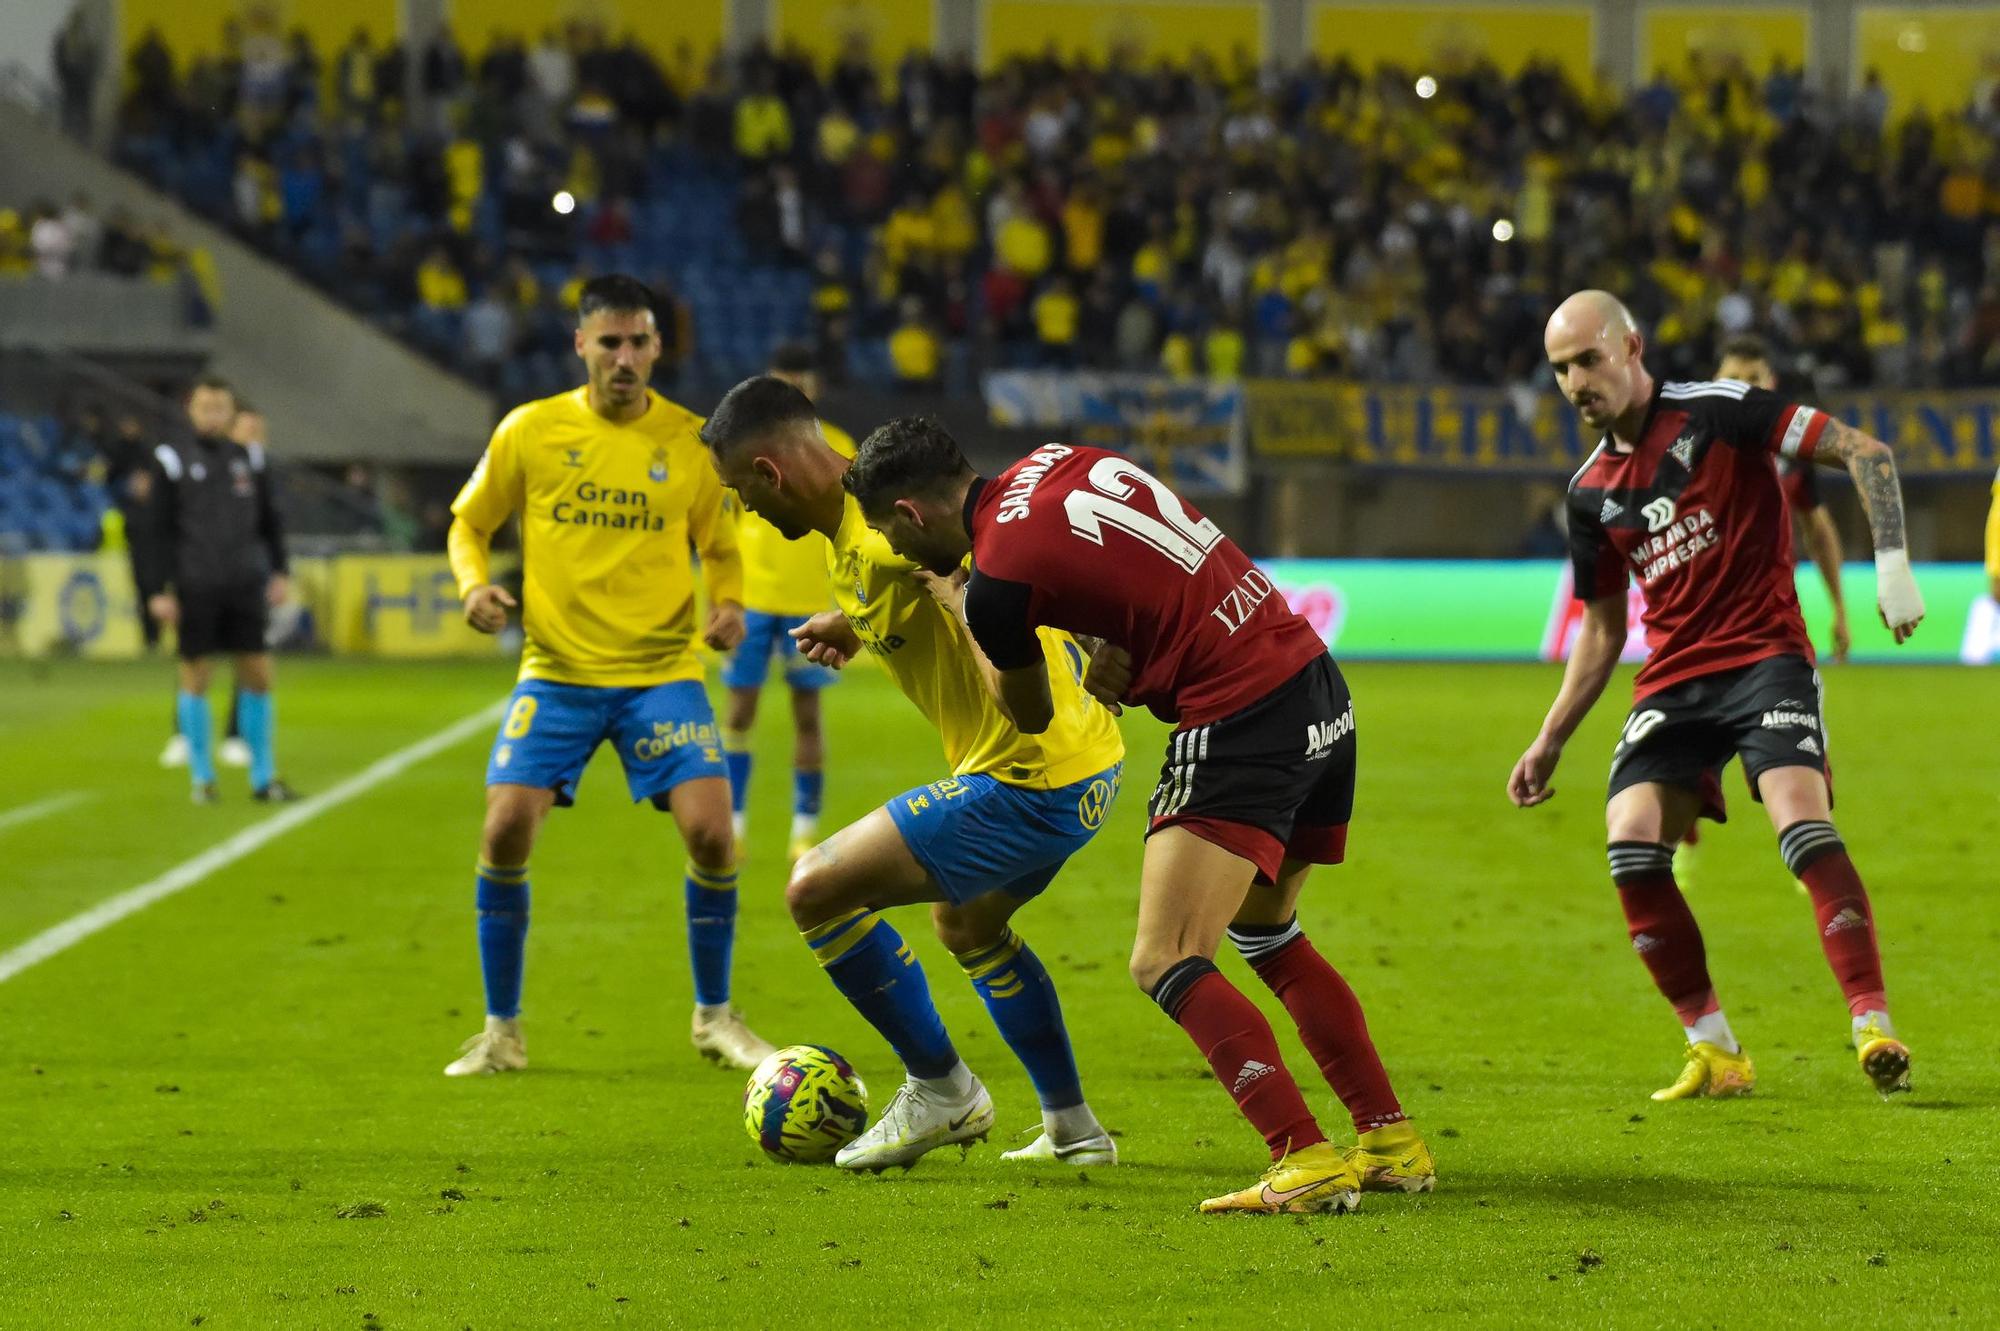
[1239,928,1406,1134]
[1609,841,1718,1025]
[1795,845,1888,1016]
[1171,968,1325,1159]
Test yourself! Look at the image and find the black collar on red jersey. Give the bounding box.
[962,475,988,533]
[1606,378,1664,457]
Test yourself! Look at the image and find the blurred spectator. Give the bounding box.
[27,201,74,278]
[53,11,100,140]
[888,297,940,390]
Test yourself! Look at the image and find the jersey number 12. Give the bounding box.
[1063,457,1223,574]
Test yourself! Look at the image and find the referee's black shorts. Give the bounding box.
[176,581,269,659]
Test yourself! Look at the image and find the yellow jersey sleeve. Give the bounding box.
[738,419,857,617]
[827,494,1122,788]
[448,409,528,596]
[1986,469,2000,583]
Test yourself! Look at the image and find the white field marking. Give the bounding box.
[0,701,505,986]
[0,791,93,835]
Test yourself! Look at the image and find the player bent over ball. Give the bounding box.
[703,377,1122,1172]
[1509,291,1920,1101]
[843,418,1432,1215]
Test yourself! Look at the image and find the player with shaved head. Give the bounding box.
[1508,290,1924,1102]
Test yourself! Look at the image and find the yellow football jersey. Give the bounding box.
[827,493,1122,788]
[1986,467,1999,584]
[449,387,742,687]
[737,420,857,616]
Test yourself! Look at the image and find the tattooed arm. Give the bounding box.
[1811,419,1924,642]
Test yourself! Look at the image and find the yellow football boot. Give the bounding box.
[1197,1141,1361,1216]
[1341,1120,1437,1193]
[1854,1018,1911,1097]
[1650,1041,1755,1101]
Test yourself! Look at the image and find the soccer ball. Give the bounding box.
[743,1044,869,1163]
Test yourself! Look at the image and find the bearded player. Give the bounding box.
[443,275,772,1076]
[702,376,1124,1170]
[1508,290,1923,1102]
[842,418,1431,1216]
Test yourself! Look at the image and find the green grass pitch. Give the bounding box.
[2,656,1996,1328]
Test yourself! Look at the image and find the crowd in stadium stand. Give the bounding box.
[103,21,2000,399]
[0,192,216,322]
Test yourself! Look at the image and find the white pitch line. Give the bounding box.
[0,791,93,835]
[0,700,506,986]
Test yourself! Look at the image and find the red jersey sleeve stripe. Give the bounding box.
[1774,405,1828,460]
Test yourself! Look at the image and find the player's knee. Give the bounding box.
[1128,943,1182,994]
[680,820,733,871]
[930,901,997,954]
[784,850,853,928]
[481,803,537,863]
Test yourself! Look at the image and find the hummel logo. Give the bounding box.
[1601,497,1624,524]
[1824,907,1868,937]
[1632,932,1661,954]
[1796,735,1822,756]
[1232,1059,1276,1094]
[1670,432,1698,468]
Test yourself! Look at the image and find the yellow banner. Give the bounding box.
[120,0,397,64]
[1245,380,2000,475]
[1856,6,2000,115]
[448,0,726,59]
[1640,6,1808,77]
[1313,4,1594,81]
[983,0,1264,69]
[776,0,934,69]
[327,554,497,658]
[2,554,146,659]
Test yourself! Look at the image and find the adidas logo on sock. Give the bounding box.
[1824,907,1868,937]
[1632,931,1661,954]
[1232,1059,1276,1093]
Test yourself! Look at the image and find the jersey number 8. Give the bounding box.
[1063,457,1223,574]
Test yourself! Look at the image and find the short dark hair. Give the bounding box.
[700,375,818,457]
[768,341,815,374]
[843,416,971,513]
[187,373,234,399]
[1718,333,1771,365]
[577,274,656,324]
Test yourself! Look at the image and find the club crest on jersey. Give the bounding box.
[1670,431,1699,469]
[1641,497,1677,533]
[649,447,668,483]
[1600,497,1623,524]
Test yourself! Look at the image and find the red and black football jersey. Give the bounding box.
[1567,379,1832,699]
[963,443,1327,725]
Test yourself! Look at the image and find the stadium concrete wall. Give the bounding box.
[0,100,496,468]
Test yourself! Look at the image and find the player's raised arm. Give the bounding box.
[687,452,746,650]
[449,422,525,633]
[1509,592,1624,807]
[1807,418,1924,642]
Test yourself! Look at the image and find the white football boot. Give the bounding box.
[1001,1127,1118,1166]
[159,733,189,768]
[836,1076,995,1172]
[444,1016,526,1076]
[690,1006,776,1069]
[219,736,253,768]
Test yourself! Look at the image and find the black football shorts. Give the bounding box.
[1146,652,1355,882]
[1607,653,1830,822]
[175,580,270,659]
